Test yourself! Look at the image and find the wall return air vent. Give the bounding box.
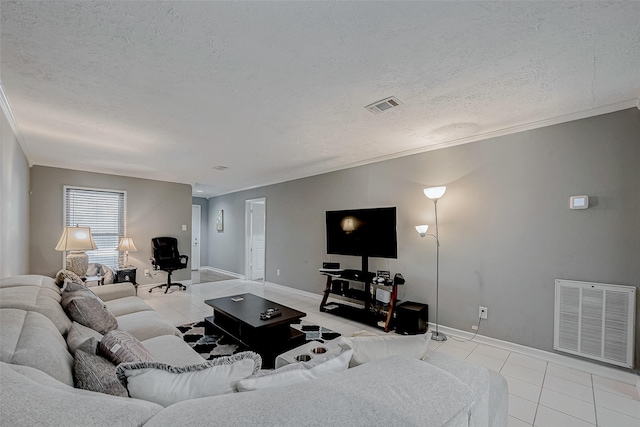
[554,279,636,368]
[365,96,403,114]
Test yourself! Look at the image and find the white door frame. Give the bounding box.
[245,197,266,281]
[191,204,201,270]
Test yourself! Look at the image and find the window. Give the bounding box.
[64,187,125,268]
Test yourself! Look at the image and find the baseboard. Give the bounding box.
[199,266,245,280]
[263,281,639,385]
[264,281,324,301]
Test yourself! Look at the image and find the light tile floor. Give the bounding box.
[140,279,640,427]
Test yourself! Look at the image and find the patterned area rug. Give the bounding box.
[178,321,341,361]
[177,321,248,360]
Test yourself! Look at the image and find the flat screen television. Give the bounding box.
[325,207,397,259]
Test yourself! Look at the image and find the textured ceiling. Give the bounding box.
[2,1,639,197]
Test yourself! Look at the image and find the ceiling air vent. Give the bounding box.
[365,96,403,114]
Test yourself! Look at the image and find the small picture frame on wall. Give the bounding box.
[216,210,224,231]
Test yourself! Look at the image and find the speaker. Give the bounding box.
[395,301,428,335]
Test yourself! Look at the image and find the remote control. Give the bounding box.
[260,308,282,320]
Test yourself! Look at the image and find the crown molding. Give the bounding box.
[0,81,32,166]
[211,99,638,198]
[338,99,640,171]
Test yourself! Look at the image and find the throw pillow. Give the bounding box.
[99,330,153,365]
[337,332,432,367]
[55,269,83,288]
[61,281,118,334]
[234,348,353,392]
[74,349,128,397]
[116,351,261,407]
[66,321,104,354]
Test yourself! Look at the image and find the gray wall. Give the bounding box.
[208,108,640,367]
[0,110,30,277]
[192,197,209,267]
[30,166,192,285]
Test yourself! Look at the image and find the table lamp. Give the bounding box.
[118,237,137,267]
[55,226,97,277]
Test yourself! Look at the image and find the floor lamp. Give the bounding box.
[416,185,447,342]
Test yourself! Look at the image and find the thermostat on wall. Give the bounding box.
[570,195,589,210]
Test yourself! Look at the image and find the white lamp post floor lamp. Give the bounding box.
[416,185,447,342]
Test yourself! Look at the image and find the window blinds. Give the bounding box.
[65,187,125,268]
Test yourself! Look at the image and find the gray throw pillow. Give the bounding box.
[66,321,104,355]
[100,330,154,365]
[61,281,118,334]
[74,350,129,397]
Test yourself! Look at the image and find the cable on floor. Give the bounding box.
[448,316,482,343]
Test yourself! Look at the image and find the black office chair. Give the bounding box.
[149,237,189,293]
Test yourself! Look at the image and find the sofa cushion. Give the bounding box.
[235,348,352,392]
[74,349,129,397]
[61,281,118,334]
[66,321,103,354]
[0,282,72,335]
[0,275,60,291]
[99,329,154,365]
[114,310,181,341]
[91,282,136,302]
[144,356,475,427]
[1,362,162,427]
[141,335,205,366]
[337,332,432,367]
[105,296,154,317]
[0,309,74,386]
[425,352,497,427]
[116,352,262,407]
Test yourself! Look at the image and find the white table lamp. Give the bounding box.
[55,226,97,277]
[118,237,137,267]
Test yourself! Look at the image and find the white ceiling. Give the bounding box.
[2,1,639,197]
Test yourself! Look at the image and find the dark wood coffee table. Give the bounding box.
[204,293,307,368]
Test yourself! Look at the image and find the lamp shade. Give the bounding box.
[117,237,137,252]
[423,186,446,200]
[415,225,429,236]
[55,226,97,251]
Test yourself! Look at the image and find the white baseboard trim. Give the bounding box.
[263,281,639,385]
[432,323,639,385]
[264,281,324,301]
[199,266,245,280]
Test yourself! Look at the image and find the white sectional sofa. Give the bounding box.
[0,274,508,426]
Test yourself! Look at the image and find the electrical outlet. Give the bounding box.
[276,269,280,276]
[471,325,478,331]
[144,269,150,277]
[479,306,488,319]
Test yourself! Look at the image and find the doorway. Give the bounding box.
[191,204,201,271]
[245,198,266,281]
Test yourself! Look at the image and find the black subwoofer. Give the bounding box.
[395,301,428,335]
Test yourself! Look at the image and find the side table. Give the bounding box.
[115,266,138,295]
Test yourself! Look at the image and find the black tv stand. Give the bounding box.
[319,262,398,332]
